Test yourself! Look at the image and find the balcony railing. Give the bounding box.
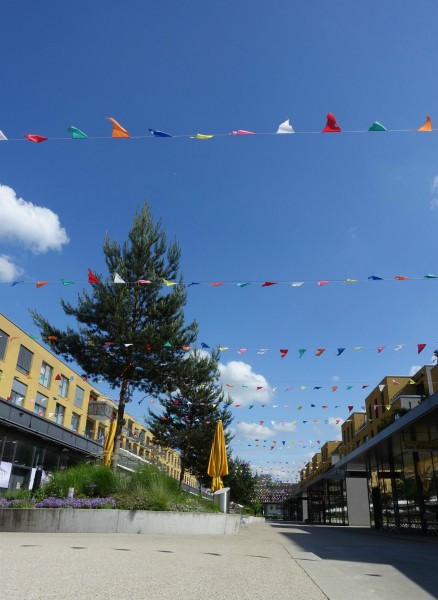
[87,400,114,421]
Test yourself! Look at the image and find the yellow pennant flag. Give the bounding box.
[163,279,177,287]
[107,117,130,138]
[191,133,214,139]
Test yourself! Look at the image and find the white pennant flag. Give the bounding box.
[0,130,8,141]
[114,272,126,284]
[379,384,385,391]
[277,119,294,134]
[393,344,405,352]
[291,281,304,287]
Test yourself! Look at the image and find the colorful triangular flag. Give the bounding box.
[107,117,130,138]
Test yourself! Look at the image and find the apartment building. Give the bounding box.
[298,364,438,532]
[0,312,197,492]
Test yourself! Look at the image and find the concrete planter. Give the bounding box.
[0,508,241,535]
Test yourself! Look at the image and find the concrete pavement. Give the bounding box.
[1,520,437,599]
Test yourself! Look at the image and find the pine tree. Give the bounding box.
[32,203,198,468]
[146,349,233,488]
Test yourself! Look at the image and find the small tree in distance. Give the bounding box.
[146,349,233,489]
[32,202,198,468]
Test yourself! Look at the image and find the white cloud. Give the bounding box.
[0,183,69,253]
[236,422,274,439]
[0,254,23,283]
[409,365,421,377]
[218,360,272,406]
[272,422,297,433]
[430,198,438,210]
[347,226,357,239]
[332,375,340,383]
[327,416,344,441]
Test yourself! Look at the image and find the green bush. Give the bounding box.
[37,463,117,499]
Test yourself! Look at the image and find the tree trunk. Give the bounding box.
[179,465,185,490]
[110,379,129,470]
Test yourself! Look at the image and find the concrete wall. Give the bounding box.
[0,509,241,535]
[346,477,370,526]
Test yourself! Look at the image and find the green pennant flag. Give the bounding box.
[61,279,74,286]
[368,121,387,132]
[298,348,306,358]
[424,273,438,279]
[67,126,88,139]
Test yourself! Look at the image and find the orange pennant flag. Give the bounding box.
[107,117,130,138]
[36,281,48,288]
[418,115,432,132]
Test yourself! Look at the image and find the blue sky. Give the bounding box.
[1,1,438,481]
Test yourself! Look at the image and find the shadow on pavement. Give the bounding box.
[269,522,438,598]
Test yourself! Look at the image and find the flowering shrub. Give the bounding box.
[0,497,115,509]
[34,496,116,509]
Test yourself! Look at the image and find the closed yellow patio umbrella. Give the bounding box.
[102,420,117,467]
[207,420,229,492]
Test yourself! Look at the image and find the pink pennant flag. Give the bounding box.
[377,346,385,354]
[136,279,152,284]
[237,348,248,355]
[392,379,400,385]
[230,130,255,135]
[280,349,288,358]
[211,282,224,287]
[417,343,426,354]
[259,420,264,425]
[317,280,329,286]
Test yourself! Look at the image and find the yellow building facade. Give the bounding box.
[0,312,197,490]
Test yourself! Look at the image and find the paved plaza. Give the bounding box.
[1,521,438,599]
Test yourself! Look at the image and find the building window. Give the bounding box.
[54,403,65,425]
[10,379,27,406]
[58,375,69,398]
[0,329,9,361]
[74,386,84,408]
[71,412,80,432]
[16,345,33,375]
[39,361,53,388]
[34,392,48,417]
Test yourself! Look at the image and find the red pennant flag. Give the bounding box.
[259,421,264,425]
[262,281,278,287]
[36,281,48,288]
[336,419,341,424]
[88,268,100,284]
[47,336,58,341]
[394,275,409,280]
[315,348,325,356]
[322,405,328,408]
[322,113,341,133]
[55,374,61,381]
[256,386,263,390]
[417,343,426,354]
[348,405,354,411]
[280,349,288,358]
[211,282,224,287]
[145,344,152,351]
[25,134,48,143]
[332,386,338,392]
[182,345,190,351]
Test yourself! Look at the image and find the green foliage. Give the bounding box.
[224,457,258,506]
[34,461,217,513]
[3,489,33,500]
[146,349,233,487]
[31,202,198,468]
[37,463,117,499]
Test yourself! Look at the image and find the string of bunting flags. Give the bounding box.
[2,331,433,359]
[0,114,435,143]
[3,269,438,287]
